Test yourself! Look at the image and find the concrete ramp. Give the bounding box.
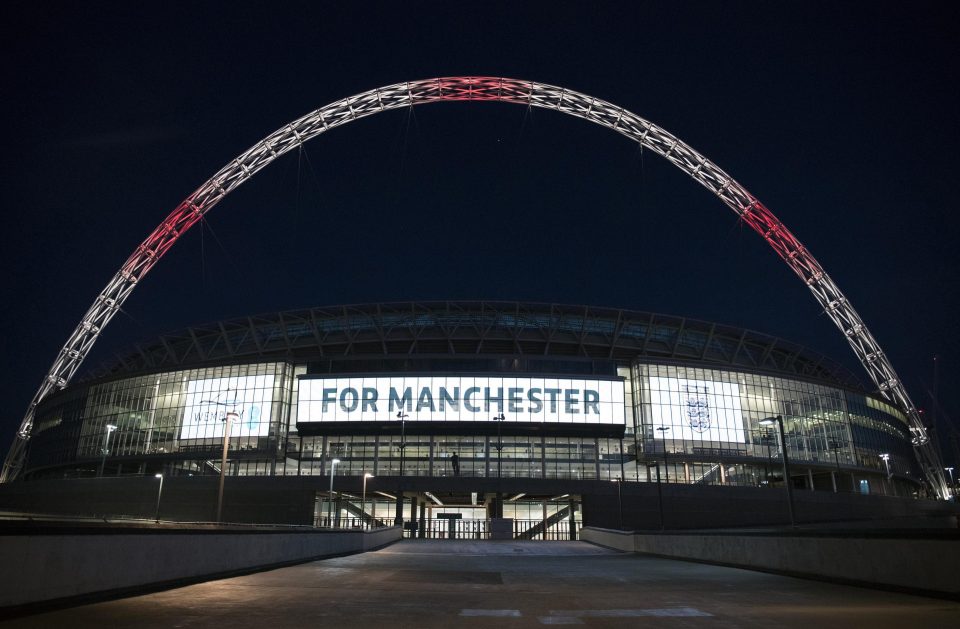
[378,539,619,556]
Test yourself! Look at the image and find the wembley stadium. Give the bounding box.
[1,78,952,537]
[6,300,931,536]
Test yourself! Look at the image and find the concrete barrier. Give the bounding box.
[581,526,960,597]
[0,523,401,609]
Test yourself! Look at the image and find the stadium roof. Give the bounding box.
[91,301,863,390]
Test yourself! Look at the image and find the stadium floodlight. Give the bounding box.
[759,415,795,528]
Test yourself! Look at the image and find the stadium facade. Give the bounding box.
[16,301,923,534]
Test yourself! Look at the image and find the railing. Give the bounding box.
[314,516,390,529]
[398,518,580,540]
[407,518,490,540]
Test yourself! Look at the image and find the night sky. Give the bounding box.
[2,2,959,465]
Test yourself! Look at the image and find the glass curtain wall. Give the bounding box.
[632,362,915,486]
[76,362,292,475]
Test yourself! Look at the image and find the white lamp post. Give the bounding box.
[612,477,623,530]
[216,409,239,523]
[656,426,670,482]
[327,458,341,527]
[880,453,892,479]
[394,412,408,527]
[945,467,955,497]
[154,473,164,522]
[98,424,118,477]
[759,415,795,528]
[645,462,664,530]
[362,473,373,528]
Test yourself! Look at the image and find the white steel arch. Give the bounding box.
[2,77,947,496]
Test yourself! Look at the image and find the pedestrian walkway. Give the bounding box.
[4,540,959,627]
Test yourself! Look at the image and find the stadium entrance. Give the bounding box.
[315,489,582,540]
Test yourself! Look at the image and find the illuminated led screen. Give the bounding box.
[179,375,275,439]
[648,376,745,443]
[298,375,625,425]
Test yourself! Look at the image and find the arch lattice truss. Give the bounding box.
[3,77,947,496]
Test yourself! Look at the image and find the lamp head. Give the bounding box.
[364,473,374,479]
[155,473,163,479]
[106,424,117,432]
[332,458,341,465]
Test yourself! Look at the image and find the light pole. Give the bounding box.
[395,412,408,527]
[215,409,239,523]
[492,413,506,479]
[759,415,795,528]
[362,473,373,528]
[327,459,340,528]
[945,467,955,498]
[646,462,664,531]
[492,412,506,518]
[879,453,894,497]
[613,476,623,530]
[656,426,670,482]
[396,412,408,477]
[761,433,775,485]
[154,473,164,522]
[328,458,341,527]
[98,424,117,477]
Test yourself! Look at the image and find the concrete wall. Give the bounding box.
[581,527,960,597]
[0,524,401,609]
[0,476,318,525]
[581,482,960,530]
[3,475,956,530]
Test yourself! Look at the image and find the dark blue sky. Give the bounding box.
[2,2,959,463]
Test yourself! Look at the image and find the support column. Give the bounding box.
[542,502,548,540]
[419,500,426,539]
[319,436,328,478]
[594,438,601,479]
[831,470,837,493]
[428,435,434,477]
[394,493,404,528]
[568,498,577,541]
[485,436,491,478]
[540,435,546,479]
[808,468,815,491]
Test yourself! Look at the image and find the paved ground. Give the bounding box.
[4,540,959,628]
